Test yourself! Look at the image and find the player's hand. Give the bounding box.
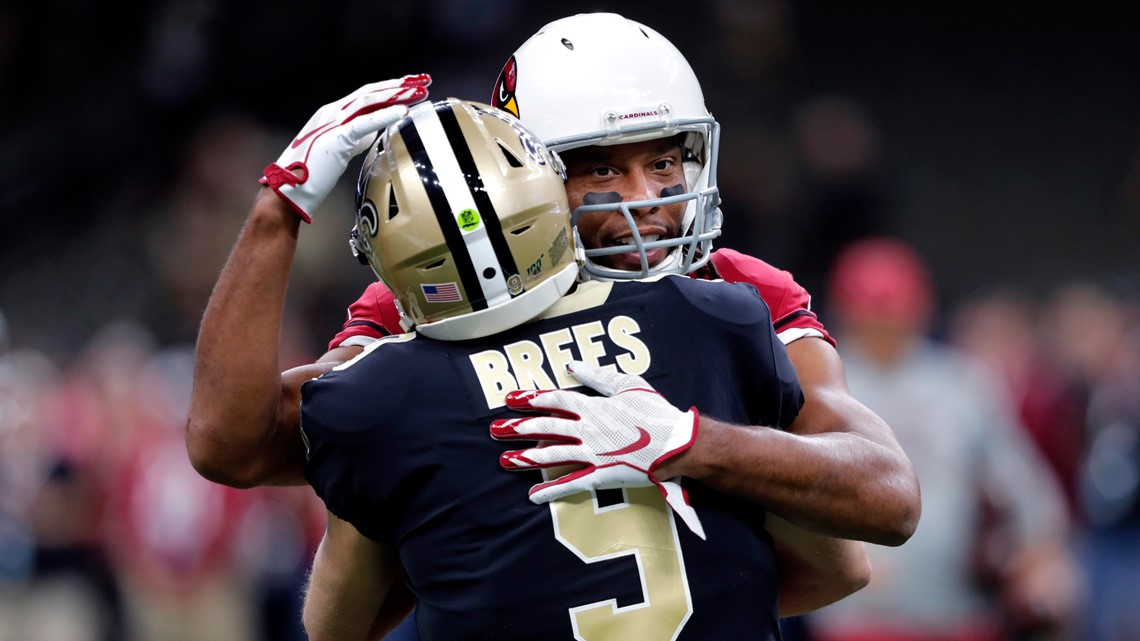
[490,360,705,539]
[260,74,431,222]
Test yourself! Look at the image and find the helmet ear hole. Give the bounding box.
[497,142,525,168]
[388,185,399,219]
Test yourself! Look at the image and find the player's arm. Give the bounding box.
[691,254,920,544]
[658,337,920,546]
[767,514,870,617]
[494,360,874,607]
[185,192,365,487]
[784,336,921,544]
[502,342,920,546]
[186,189,311,487]
[186,77,428,488]
[303,512,403,641]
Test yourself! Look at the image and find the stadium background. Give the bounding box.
[0,1,1135,357]
[0,3,1137,641]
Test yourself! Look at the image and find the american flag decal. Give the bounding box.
[422,282,462,303]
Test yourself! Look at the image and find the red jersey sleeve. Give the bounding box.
[708,249,836,347]
[327,281,407,351]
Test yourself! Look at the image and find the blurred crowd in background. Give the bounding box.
[1,2,1138,641]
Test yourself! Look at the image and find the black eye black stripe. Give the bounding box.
[436,103,522,294]
[398,115,487,310]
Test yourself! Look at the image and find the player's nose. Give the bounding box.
[621,169,661,214]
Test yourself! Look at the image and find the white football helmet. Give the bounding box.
[353,98,579,341]
[491,12,723,280]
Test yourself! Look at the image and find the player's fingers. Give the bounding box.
[566,360,650,397]
[344,74,432,105]
[343,83,427,123]
[490,417,545,441]
[350,79,429,113]
[499,448,543,470]
[333,84,427,133]
[345,104,410,142]
[527,467,598,504]
[489,417,528,441]
[357,73,433,94]
[364,83,430,108]
[503,389,582,418]
[503,389,543,410]
[396,73,432,90]
[500,444,586,470]
[490,417,578,443]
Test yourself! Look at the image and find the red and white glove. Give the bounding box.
[260,74,431,222]
[491,360,705,539]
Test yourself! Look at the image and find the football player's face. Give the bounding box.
[561,139,687,272]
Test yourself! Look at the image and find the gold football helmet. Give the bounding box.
[353,98,579,341]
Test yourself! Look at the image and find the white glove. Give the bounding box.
[260,74,431,222]
[491,360,705,539]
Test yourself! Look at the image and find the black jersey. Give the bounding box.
[302,275,803,641]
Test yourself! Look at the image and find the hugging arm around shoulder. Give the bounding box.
[666,336,920,546]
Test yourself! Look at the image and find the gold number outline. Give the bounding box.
[548,482,694,640]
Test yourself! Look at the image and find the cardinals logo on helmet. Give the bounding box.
[492,56,519,118]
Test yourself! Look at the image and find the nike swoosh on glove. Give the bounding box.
[261,74,431,222]
[490,360,705,539]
